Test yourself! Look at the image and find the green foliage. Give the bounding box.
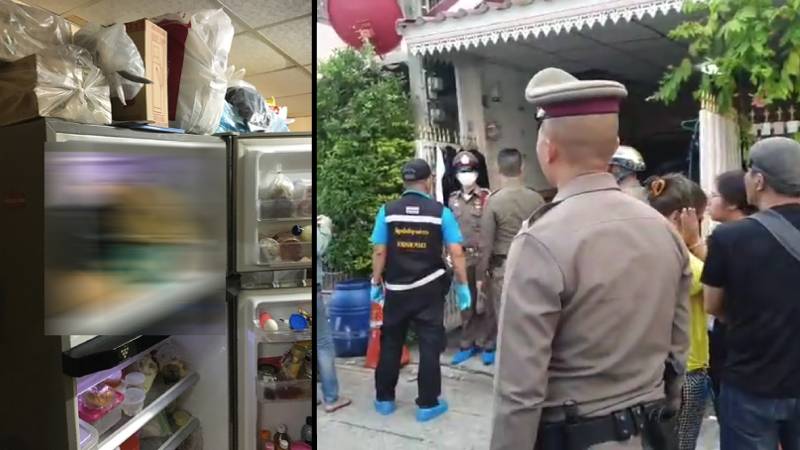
[653,0,800,121]
[317,44,415,276]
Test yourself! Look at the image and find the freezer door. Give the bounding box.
[233,134,312,273]
[42,125,228,336]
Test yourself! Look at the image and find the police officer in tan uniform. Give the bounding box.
[448,151,493,365]
[476,148,545,366]
[490,68,691,450]
[610,145,648,202]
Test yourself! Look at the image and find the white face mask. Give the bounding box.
[457,172,478,187]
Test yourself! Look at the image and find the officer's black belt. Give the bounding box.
[489,254,507,265]
[536,404,652,450]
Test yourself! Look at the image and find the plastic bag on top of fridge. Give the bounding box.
[225,66,272,132]
[74,23,149,105]
[0,0,72,62]
[155,9,234,135]
[0,44,112,125]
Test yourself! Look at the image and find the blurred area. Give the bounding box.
[43,150,226,336]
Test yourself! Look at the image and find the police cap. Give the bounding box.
[453,150,479,171]
[525,67,627,119]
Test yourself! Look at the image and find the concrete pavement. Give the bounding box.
[317,343,721,450]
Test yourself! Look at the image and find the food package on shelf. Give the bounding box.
[0,44,111,126]
[0,0,72,62]
[155,9,234,134]
[74,23,148,105]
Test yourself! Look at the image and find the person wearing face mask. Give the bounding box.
[609,144,648,202]
[448,151,493,365]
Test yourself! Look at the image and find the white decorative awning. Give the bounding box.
[397,0,687,56]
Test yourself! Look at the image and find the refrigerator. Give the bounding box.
[226,133,313,450]
[0,119,230,450]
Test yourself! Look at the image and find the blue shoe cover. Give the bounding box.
[416,399,449,422]
[451,347,477,365]
[482,350,495,365]
[374,400,396,416]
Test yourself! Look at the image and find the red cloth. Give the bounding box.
[156,19,191,121]
[543,97,621,118]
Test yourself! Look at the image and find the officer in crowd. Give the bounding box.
[448,151,494,365]
[370,158,471,422]
[475,148,545,366]
[609,144,648,202]
[490,68,691,450]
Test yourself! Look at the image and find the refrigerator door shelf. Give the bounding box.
[258,378,312,403]
[47,272,221,336]
[96,371,199,450]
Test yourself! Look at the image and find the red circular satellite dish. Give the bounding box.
[327,0,404,55]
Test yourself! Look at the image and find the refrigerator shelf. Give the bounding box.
[258,378,312,402]
[257,216,313,224]
[255,327,311,343]
[96,371,199,450]
[139,416,199,450]
[258,198,312,222]
[257,240,312,269]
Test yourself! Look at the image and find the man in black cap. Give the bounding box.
[369,158,471,422]
[703,137,800,450]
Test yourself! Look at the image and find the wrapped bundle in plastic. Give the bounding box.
[0,0,72,62]
[0,44,111,126]
[74,23,147,105]
[156,9,234,134]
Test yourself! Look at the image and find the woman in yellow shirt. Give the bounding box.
[645,174,709,450]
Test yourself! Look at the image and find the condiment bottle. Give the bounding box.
[274,424,291,450]
[301,416,312,444]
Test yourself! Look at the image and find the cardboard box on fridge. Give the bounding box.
[111,20,168,128]
[0,46,112,127]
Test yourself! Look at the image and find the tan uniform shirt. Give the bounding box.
[490,173,691,450]
[449,187,491,252]
[476,180,545,279]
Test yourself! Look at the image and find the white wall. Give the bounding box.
[480,64,550,190]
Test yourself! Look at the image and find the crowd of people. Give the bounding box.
[316,65,800,450]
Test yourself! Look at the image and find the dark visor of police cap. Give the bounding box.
[749,137,800,195]
[525,67,627,120]
[402,158,432,182]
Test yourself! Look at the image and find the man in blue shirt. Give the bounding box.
[370,158,471,423]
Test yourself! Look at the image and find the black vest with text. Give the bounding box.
[384,193,446,289]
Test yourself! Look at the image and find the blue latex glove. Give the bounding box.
[455,283,472,311]
[370,283,384,303]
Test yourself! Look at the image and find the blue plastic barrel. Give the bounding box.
[328,279,371,357]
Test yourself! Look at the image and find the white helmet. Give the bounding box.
[610,145,646,173]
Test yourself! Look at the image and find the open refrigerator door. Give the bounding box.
[65,335,228,450]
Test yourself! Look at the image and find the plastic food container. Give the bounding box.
[79,390,124,436]
[78,419,99,450]
[124,372,146,390]
[122,388,146,416]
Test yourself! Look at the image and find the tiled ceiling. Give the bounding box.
[20,0,312,126]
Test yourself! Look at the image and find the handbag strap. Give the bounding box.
[747,209,800,264]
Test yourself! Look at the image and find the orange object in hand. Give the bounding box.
[365,302,411,369]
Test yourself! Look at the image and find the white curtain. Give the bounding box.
[699,108,742,197]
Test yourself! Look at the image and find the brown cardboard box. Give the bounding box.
[0,48,111,126]
[111,20,168,127]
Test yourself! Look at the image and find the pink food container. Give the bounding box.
[79,390,125,435]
